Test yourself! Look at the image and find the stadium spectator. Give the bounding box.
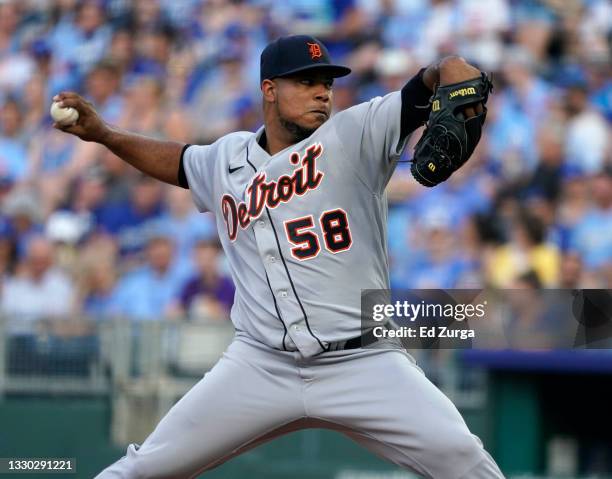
[129,0,165,31]
[49,0,112,89]
[519,124,565,202]
[0,235,76,333]
[116,74,165,136]
[173,239,235,321]
[66,169,108,222]
[564,81,609,175]
[187,48,252,143]
[454,0,511,71]
[21,75,49,137]
[0,1,22,55]
[485,209,560,287]
[111,233,187,320]
[156,187,216,274]
[97,148,135,204]
[0,1,35,99]
[504,271,566,349]
[106,28,135,75]
[1,189,43,258]
[76,235,120,319]
[0,98,29,185]
[569,170,612,281]
[403,208,476,289]
[557,251,585,289]
[85,60,123,122]
[96,173,164,257]
[489,48,551,178]
[80,260,119,319]
[0,218,17,277]
[133,24,174,78]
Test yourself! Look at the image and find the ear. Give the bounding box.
[261,79,276,103]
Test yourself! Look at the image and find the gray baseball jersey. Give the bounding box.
[183,91,405,358]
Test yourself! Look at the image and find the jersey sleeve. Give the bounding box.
[181,143,216,213]
[333,69,432,193]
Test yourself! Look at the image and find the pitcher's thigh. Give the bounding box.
[95,340,304,479]
[311,349,503,479]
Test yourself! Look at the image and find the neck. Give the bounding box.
[153,265,169,276]
[202,270,218,284]
[262,118,297,155]
[172,209,189,220]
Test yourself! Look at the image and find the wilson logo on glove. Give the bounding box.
[449,87,477,99]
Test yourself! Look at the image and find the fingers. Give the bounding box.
[52,92,88,113]
[56,97,83,110]
[463,106,477,118]
[439,59,483,86]
[63,124,80,134]
[52,122,76,133]
[53,92,80,102]
[461,102,485,119]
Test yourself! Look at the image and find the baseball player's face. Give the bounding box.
[271,72,334,140]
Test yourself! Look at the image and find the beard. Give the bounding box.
[275,102,320,143]
[279,117,317,143]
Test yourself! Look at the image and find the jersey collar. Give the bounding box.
[249,125,321,171]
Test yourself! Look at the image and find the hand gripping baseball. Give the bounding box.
[410,72,493,187]
[51,92,109,143]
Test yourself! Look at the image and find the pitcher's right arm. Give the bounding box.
[53,92,187,188]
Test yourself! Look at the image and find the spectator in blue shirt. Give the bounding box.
[155,186,216,277]
[112,233,188,320]
[49,0,112,90]
[0,99,28,184]
[96,173,164,256]
[85,60,124,123]
[81,258,120,319]
[570,170,612,275]
[408,220,476,289]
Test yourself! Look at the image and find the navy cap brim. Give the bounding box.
[273,63,351,80]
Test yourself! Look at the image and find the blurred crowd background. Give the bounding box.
[0,0,610,327]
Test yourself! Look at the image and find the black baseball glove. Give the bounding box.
[410,73,493,187]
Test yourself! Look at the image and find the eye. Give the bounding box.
[300,79,314,86]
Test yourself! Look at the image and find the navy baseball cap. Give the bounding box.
[260,35,351,83]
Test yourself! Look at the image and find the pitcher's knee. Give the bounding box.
[446,439,482,463]
[95,444,148,479]
[426,429,486,471]
[424,430,504,479]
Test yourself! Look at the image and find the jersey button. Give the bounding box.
[293,325,301,332]
[279,290,288,298]
[267,255,276,263]
[258,220,265,228]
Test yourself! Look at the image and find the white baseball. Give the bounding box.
[50,101,79,126]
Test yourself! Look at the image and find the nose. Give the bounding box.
[314,85,330,103]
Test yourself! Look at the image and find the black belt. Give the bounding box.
[331,329,379,351]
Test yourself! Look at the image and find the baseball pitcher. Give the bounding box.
[54,35,501,479]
